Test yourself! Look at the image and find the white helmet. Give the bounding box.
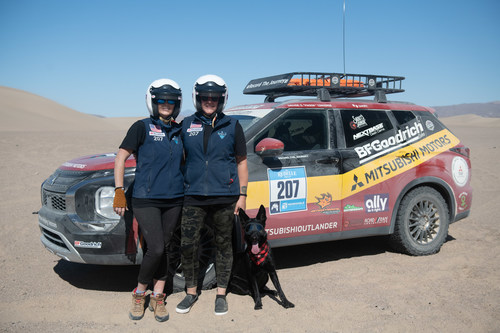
[146,79,182,119]
[192,74,228,114]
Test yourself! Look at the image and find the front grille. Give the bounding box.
[42,190,66,211]
[40,227,69,250]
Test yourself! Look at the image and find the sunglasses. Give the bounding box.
[245,223,264,233]
[156,99,176,105]
[200,96,219,102]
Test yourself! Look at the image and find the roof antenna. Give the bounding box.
[343,0,346,76]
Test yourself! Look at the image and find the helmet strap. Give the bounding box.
[159,116,172,125]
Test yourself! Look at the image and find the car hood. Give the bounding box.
[58,153,136,171]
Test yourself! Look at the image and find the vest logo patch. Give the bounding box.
[149,124,165,137]
[218,130,227,139]
[187,122,203,133]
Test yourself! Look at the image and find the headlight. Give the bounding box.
[95,186,120,220]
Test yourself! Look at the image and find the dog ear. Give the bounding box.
[238,208,249,224]
[256,205,267,227]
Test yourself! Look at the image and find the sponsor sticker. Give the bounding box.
[343,129,460,196]
[74,241,102,249]
[268,166,307,215]
[344,204,363,212]
[350,114,368,130]
[425,120,435,131]
[452,156,469,187]
[354,121,424,164]
[353,123,385,141]
[365,193,389,213]
[62,162,86,169]
[458,192,468,210]
[311,193,340,214]
[364,216,389,225]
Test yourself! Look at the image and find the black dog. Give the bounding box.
[230,205,294,310]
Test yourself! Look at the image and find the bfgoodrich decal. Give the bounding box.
[354,121,424,164]
[74,241,102,249]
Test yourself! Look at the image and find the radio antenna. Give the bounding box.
[343,0,346,76]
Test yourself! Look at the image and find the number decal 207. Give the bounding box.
[268,166,307,215]
[277,180,300,199]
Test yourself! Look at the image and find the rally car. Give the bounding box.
[38,72,472,291]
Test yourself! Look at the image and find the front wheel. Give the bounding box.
[389,186,449,256]
[168,224,217,293]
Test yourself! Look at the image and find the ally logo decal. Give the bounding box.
[364,193,389,213]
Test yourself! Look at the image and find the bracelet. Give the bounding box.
[239,193,247,197]
[115,186,125,191]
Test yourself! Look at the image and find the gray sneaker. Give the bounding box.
[214,296,228,316]
[175,294,198,314]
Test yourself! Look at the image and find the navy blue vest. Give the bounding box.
[133,117,184,199]
[181,113,239,196]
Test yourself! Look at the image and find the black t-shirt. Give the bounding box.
[120,120,183,208]
[183,120,247,206]
[119,120,146,153]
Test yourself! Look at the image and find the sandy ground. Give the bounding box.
[0,87,499,332]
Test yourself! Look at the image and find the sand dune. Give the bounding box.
[0,86,140,132]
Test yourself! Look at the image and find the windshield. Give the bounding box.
[231,115,261,132]
[225,107,275,133]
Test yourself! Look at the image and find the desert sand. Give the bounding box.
[0,86,499,332]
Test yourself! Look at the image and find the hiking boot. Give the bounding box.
[175,294,198,314]
[129,291,146,320]
[214,295,228,316]
[149,293,169,322]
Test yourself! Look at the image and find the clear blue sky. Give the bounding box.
[1,0,499,118]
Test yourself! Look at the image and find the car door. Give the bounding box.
[246,108,343,247]
[337,108,398,233]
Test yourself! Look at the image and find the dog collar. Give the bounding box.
[248,242,269,265]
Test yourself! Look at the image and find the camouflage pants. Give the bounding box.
[181,203,235,289]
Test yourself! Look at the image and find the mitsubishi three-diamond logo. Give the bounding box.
[351,174,364,191]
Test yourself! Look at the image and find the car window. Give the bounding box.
[256,109,328,151]
[341,109,394,148]
[392,110,416,126]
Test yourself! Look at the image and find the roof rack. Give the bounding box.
[243,72,405,103]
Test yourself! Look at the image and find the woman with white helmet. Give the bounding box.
[176,74,248,316]
[113,78,184,322]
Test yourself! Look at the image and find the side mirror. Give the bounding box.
[255,138,284,158]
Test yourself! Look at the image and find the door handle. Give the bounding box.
[316,157,339,165]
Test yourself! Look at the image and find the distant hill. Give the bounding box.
[0,86,133,131]
[432,101,500,118]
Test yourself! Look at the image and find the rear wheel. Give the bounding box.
[168,224,217,293]
[389,186,449,256]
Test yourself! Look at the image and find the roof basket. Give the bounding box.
[243,72,405,103]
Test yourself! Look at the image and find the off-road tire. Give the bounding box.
[168,224,217,293]
[389,186,449,256]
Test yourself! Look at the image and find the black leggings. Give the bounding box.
[132,205,181,284]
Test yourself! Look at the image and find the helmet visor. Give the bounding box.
[154,98,177,105]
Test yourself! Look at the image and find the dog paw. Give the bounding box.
[254,302,263,310]
[283,301,295,309]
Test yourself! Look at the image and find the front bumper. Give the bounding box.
[38,206,140,265]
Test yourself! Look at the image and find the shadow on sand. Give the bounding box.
[52,234,455,292]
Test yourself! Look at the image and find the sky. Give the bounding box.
[1,0,499,118]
